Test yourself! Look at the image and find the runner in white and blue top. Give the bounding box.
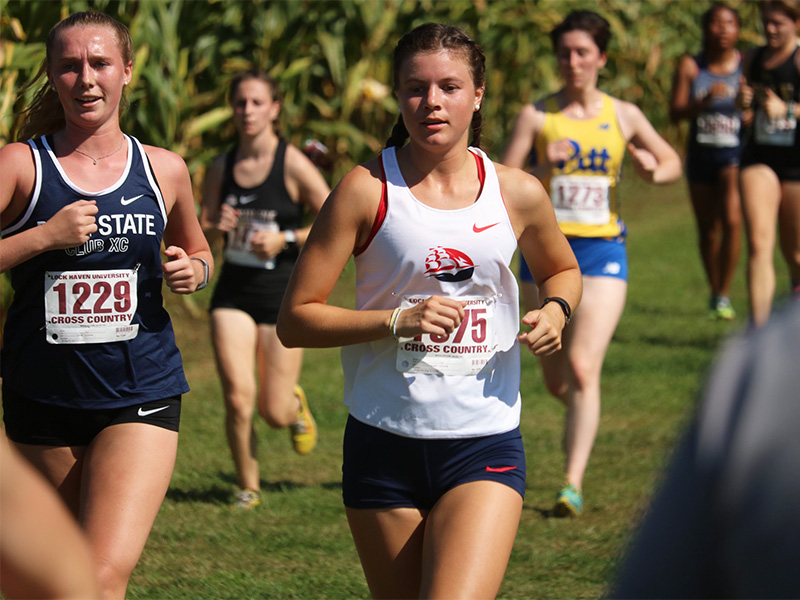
[278,22,581,599]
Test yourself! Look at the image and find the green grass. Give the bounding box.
[132,169,791,599]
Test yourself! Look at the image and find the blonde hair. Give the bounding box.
[17,11,133,141]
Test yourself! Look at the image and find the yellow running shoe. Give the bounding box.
[231,488,261,510]
[289,385,317,455]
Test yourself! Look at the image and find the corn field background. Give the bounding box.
[1,0,764,181]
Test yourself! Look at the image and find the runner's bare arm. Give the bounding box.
[498,165,582,355]
[615,100,682,184]
[0,143,99,273]
[277,163,463,348]
[147,146,213,293]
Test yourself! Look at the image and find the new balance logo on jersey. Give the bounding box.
[424,246,476,282]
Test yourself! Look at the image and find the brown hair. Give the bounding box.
[227,70,282,136]
[385,23,485,149]
[17,11,133,141]
[550,10,611,54]
[759,0,800,21]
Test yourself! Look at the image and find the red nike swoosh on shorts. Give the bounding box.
[473,222,500,233]
[485,466,517,473]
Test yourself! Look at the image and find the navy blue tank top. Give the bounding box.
[1,135,189,409]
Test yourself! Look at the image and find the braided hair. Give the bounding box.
[386,23,485,149]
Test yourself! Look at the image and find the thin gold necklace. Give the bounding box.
[71,137,125,165]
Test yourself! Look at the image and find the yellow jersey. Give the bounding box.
[535,92,627,238]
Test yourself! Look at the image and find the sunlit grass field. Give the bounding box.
[132,168,790,599]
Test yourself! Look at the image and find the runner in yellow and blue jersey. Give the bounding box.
[503,10,681,517]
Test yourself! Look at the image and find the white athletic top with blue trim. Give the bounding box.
[341,146,521,439]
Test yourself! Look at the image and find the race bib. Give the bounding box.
[550,175,611,225]
[754,109,797,147]
[395,295,496,376]
[44,269,139,344]
[225,214,279,269]
[696,113,740,147]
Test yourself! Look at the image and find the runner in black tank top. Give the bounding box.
[199,71,330,509]
[736,1,800,327]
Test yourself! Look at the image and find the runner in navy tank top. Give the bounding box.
[3,135,188,406]
[670,3,743,320]
[0,11,212,598]
[199,71,330,509]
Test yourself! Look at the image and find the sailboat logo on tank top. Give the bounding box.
[424,246,476,282]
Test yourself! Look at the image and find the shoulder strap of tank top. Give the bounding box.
[354,153,388,257]
[218,146,238,207]
[693,52,705,70]
[269,138,287,182]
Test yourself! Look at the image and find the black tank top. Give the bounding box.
[219,138,302,273]
[745,46,799,151]
[211,138,302,309]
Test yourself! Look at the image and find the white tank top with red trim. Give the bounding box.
[341,146,521,438]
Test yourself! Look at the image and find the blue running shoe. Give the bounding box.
[553,484,583,517]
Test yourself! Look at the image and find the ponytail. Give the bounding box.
[470,109,482,149]
[385,115,409,148]
[16,67,62,141]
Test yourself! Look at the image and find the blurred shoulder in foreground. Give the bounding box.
[613,301,800,599]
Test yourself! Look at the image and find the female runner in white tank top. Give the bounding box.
[278,22,581,599]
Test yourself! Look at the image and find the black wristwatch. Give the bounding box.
[541,296,571,325]
[283,229,298,251]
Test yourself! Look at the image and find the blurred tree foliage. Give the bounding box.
[2,0,762,182]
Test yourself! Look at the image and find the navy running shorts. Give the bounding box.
[520,235,628,283]
[342,415,526,510]
[685,150,740,184]
[2,390,181,446]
